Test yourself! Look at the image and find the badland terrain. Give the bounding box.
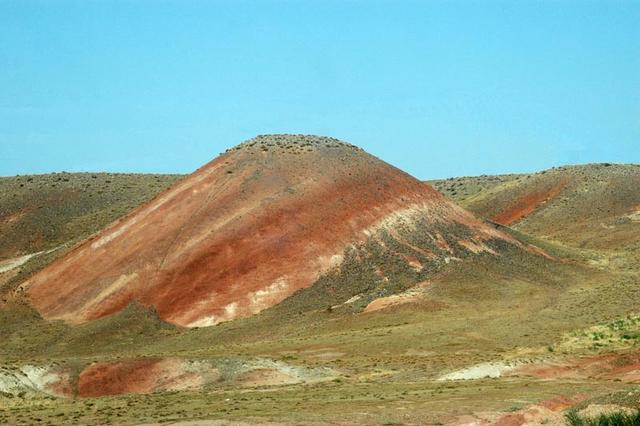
[1,135,639,425]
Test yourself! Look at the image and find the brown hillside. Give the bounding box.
[432,164,640,249]
[0,172,182,260]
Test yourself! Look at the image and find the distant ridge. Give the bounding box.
[432,163,640,249]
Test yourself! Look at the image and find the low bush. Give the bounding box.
[565,409,640,426]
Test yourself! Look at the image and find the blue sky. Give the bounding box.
[1,0,638,179]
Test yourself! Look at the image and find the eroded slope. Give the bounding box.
[24,135,533,328]
[432,164,640,249]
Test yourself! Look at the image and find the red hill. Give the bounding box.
[24,135,532,327]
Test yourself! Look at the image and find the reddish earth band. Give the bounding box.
[25,135,529,327]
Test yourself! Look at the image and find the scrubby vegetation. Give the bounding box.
[566,409,640,426]
[229,134,363,156]
[432,164,640,252]
[0,172,182,260]
[553,315,640,353]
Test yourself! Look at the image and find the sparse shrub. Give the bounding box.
[565,409,640,426]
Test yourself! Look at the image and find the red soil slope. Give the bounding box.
[512,351,640,383]
[77,359,206,398]
[492,182,566,225]
[24,135,529,327]
[434,164,640,249]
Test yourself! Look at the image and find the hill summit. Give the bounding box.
[25,135,534,327]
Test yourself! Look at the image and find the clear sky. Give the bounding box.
[1,0,638,179]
